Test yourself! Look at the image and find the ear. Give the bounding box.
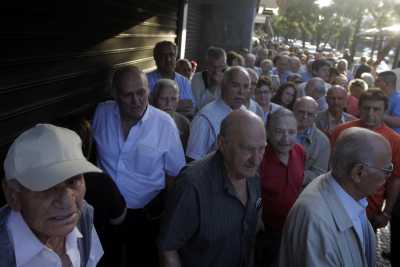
[2,180,22,211]
[350,163,364,184]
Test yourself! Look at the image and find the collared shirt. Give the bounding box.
[388,90,400,133]
[296,127,313,145]
[262,102,281,126]
[328,174,369,250]
[272,68,292,84]
[147,70,194,103]
[316,109,355,136]
[191,71,220,111]
[186,98,242,160]
[259,144,305,231]
[92,101,186,209]
[331,119,400,218]
[159,151,261,267]
[7,211,103,267]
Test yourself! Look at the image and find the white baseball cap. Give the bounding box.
[4,123,102,191]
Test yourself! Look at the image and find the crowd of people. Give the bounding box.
[2,39,400,267]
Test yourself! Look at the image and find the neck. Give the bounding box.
[277,151,290,165]
[329,109,342,119]
[262,102,270,112]
[159,69,174,79]
[39,235,66,256]
[297,126,307,134]
[333,173,363,201]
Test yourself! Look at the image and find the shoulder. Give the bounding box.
[95,100,116,112]
[331,120,360,142]
[175,72,191,85]
[146,69,158,78]
[313,127,330,144]
[148,105,177,127]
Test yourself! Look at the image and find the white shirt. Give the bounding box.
[92,101,186,209]
[7,211,103,267]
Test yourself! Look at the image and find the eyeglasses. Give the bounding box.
[363,162,394,177]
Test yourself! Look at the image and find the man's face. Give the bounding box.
[222,70,250,109]
[207,56,226,87]
[315,65,330,82]
[359,100,385,129]
[375,76,388,94]
[327,88,347,114]
[248,71,258,99]
[261,61,273,75]
[155,86,179,113]
[175,61,192,80]
[155,45,177,74]
[268,116,297,155]
[255,85,272,108]
[294,101,318,130]
[221,122,267,179]
[276,57,289,73]
[116,73,149,121]
[15,175,85,242]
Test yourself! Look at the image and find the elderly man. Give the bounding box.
[258,108,306,266]
[92,66,186,266]
[254,76,281,126]
[245,53,262,75]
[159,110,266,267]
[304,77,328,112]
[293,97,330,186]
[315,85,356,136]
[375,70,400,133]
[191,46,227,111]
[331,89,400,230]
[1,124,103,266]
[175,59,193,80]
[186,66,249,161]
[272,54,291,84]
[279,127,392,267]
[147,41,194,117]
[298,59,332,95]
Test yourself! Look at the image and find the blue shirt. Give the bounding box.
[272,68,291,84]
[328,174,369,251]
[147,70,195,104]
[92,101,186,208]
[388,90,400,133]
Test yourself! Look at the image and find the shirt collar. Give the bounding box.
[7,211,82,267]
[328,174,368,223]
[328,111,346,124]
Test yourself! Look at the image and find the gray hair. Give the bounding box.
[306,77,326,97]
[152,78,179,101]
[267,108,296,131]
[110,65,148,99]
[360,73,374,88]
[207,46,227,61]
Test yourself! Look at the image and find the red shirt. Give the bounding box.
[346,95,359,117]
[259,144,305,231]
[331,120,400,218]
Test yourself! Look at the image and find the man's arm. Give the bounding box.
[160,250,181,267]
[384,114,400,128]
[373,176,400,228]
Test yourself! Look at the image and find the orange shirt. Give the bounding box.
[330,120,400,218]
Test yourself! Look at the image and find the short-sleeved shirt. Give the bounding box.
[331,120,400,218]
[92,101,186,209]
[159,151,261,267]
[259,144,306,231]
[147,70,194,103]
[388,90,400,133]
[191,71,220,111]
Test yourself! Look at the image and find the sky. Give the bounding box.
[316,0,333,7]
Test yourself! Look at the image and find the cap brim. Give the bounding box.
[17,159,102,191]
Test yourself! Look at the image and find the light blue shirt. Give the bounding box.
[92,101,186,208]
[328,174,369,251]
[388,90,400,133]
[147,70,195,104]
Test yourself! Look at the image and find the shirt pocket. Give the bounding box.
[133,143,160,176]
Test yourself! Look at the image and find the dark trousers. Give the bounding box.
[255,227,282,267]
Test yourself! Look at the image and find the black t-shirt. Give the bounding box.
[84,172,126,241]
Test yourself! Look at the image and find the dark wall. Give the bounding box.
[0,0,180,174]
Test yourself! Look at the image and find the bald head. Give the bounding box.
[221,66,250,109]
[332,127,392,199]
[327,85,347,114]
[218,110,266,180]
[113,65,148,97]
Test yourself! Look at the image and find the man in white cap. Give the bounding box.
[0,123,104,267]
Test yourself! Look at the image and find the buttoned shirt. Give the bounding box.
[7,211,103,267]
[388,90,400,133]
[92,101,186,208]
[159,151,261,267]
[329,175,369,251]
[147,70,194,103]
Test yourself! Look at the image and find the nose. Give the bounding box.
[54,186,75,210]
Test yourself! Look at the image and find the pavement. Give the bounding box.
[377,224,391,266]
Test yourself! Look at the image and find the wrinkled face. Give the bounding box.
[255,85,272,108]
[207,56,226,87]
[281,86,296,107]
[355,148,392,197]
[222,70,250,109]
[220,123,267,179]
[175,61,192,79]
[268,116,297,155]
[116,73,149,121]
[375,77,388,94]
[15,175,85,243]
[245,55,256,68]
[155,86,179,113]
[261,61,273,74]
[155,44,177,74]
[337,61,347,72]
[294,101,318,130]
[359,100,385,129]
[315,65,330,82]
[327,89,347,113]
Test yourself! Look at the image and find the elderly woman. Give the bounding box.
[153,79,190,149]
[346,79,368,117]
[254,76,281,126]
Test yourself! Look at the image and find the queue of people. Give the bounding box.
[1,39,400,267]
